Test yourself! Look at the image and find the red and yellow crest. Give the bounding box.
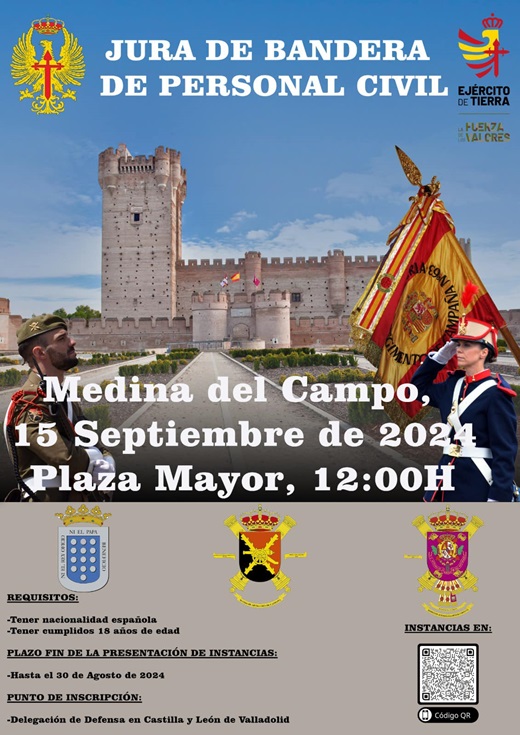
[11,17,85,114]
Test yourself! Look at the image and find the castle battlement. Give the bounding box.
[192,292,228,306]
[176,253,383,269]
[99,144,185,198]
[50,315,192,352]
[99,145,181,167]
[177,258,246,269]
[292,315,351,327]
[253,288,291,303]
[69,316,190,331]
[346,255,383,264]
[253,289,291,304]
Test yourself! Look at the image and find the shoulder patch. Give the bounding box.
[27,407,44,422]
[10,390,49,425]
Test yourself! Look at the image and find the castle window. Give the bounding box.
[130,207,143,225]
[291,292,302,303]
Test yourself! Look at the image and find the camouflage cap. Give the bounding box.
[16,314,68,346]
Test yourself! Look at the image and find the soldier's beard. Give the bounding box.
[46,347,79,372]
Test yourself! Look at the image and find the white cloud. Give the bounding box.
[183,213,388,263]
[244,213,386,252]
[216,209,257,233]
[246,229,270,241]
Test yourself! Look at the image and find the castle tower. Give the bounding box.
[458,237,471,260]
[253,290,291,347]
[327,249,346,316]
[0,298,12,351]
[98,143,187,320]
[0,298,22,352]
[244,251,262,298]
[191,292,229,342]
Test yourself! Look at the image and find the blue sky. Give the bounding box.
[1,0,518,316]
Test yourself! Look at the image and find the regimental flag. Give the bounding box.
[253,275,261,287]
[220,276,229,288]
[350,156,505,426]
[230,272,241,282]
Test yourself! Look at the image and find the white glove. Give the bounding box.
[91,457,116,486]
[429,341,457,365]
[85,447,104,473]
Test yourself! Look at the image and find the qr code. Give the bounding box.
[418,644,478,704]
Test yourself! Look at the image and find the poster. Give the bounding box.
[0,1,518,732]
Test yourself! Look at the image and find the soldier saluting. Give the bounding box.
[412,311,518,503]
[3,314,115,501]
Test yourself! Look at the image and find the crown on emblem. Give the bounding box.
[482,13,503,29]
[55,505,111,527]
[241,505,279,530]
[32,17,64,34]
[428,507,467,531]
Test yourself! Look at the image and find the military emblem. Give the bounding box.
[27,407,43,423]
[407,507,482,617]
[402,290,438,343]
[56,505,110,592]
[458,14,509,79]
[11,17,85,115]
[213,506,306,607]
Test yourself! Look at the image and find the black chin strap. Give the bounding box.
[32,357,46,389]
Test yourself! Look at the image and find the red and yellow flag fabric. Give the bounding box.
[350,187,505,424]
[230,272,241,282]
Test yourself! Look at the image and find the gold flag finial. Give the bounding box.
[395,146,423,187]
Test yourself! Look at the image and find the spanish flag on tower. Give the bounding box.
[350,147,514,426]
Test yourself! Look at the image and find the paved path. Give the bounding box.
[116,352,419,501]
